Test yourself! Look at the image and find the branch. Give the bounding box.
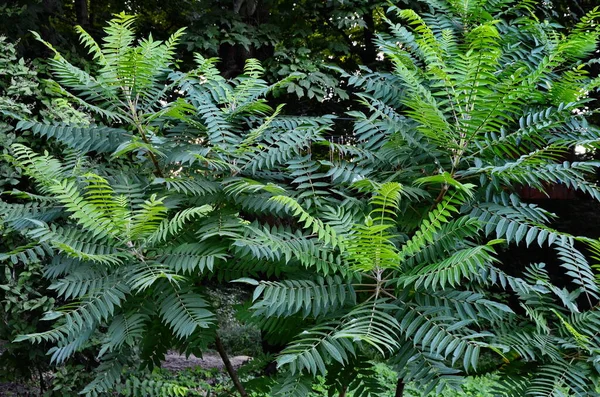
[128,99,165,178]
[395,378,405,397]
[215,334,248,397]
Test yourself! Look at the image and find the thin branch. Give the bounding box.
[128,99,165,178]
[215,334,248,397]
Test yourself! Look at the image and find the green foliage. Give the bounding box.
[0,36,88,189]
[3,1,600,396]
[0,36,91,390]
[238,0,600,395]
[0,257,55,380]
[0,14,336,395]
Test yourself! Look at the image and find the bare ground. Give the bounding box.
[161,351,252,371]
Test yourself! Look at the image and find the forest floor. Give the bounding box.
[0,350,251,396]
[161,351,251,372]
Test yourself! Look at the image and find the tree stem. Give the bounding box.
[395,378,405,397]
[38,365,45,393]
[128,99,165,178]
[215,334,248,397]
[431,184,449,210]
[138,130,165,178]
[75,0,89,26]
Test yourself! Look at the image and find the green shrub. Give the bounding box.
[3,1,600,396]
[0,13,331,396]
[0,35,89,392]
[240,0,600,395]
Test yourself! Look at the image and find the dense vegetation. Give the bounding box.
[1,0,600,396]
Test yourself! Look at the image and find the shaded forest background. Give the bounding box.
[3,0,598,116]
